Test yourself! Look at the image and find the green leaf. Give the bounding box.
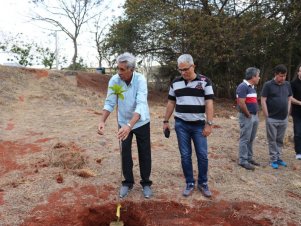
[109,84,126,100]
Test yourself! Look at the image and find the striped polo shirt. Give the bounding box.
[236,80,258,114]
[168,74,214,121]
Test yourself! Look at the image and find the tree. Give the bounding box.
[93,13,111,68]
[36,46,56,69]
[10,43,34,67]
[31,0,103,68]
[0,33,34,66]
[104,0,300,98]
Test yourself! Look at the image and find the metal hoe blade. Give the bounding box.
[109,203,124,226]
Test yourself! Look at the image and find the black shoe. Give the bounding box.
[239,163,255,171]
[249,159,260,166]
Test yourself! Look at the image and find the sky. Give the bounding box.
[0,0,125,68]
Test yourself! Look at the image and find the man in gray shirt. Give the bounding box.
[261,64,292,169]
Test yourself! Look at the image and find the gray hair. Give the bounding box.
[245,67,260,80]
[116,52,136,69]
[177,54,194,65]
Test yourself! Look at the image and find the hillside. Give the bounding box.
[0,66,300,226]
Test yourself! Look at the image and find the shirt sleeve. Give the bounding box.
[204,77,214,100]
[103,76,118,112]
[287,82,293,97]
[134,75,148,120]
[236,84,247,98]
[168,84,176,101]
[261,82,268,97]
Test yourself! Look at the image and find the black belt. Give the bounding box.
[174,117,205,125]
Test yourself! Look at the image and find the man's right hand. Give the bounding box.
[98,122,105,135]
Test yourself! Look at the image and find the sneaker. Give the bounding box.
[183,183,194,197]
[119,185,131,198]
[296,154,301,160]
[277,159,287,167]
[239,163,255,171]
[270,161,278,169]
[249,159,260,166]
[198,183,212,197]
[142,186,152,198]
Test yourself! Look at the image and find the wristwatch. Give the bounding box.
[206,120,213,126]
[127,123,132,129]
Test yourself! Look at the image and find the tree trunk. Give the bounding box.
[72,38,78,66]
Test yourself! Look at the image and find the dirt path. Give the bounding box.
[0,66,300,225]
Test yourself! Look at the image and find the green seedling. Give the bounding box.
[109,84,126,100]
[108,83,127,226]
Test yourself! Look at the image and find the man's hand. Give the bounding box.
[202,124,212,137]
[163,122,170,138]
[117,125,131,141]
[98,122,105,135]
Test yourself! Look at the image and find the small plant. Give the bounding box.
[109,83,126,130]
[109,83,126,224]
[109,84,126,100]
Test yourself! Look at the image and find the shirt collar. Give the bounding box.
[243,79,254,88]
[119,71,135,86]
[180,73,198,82]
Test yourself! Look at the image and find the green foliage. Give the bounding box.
[36,46,56,69]
[66,58,87,71]
[10,43,34,67]
[0,43,6,51]
[104,0,301,98]
[109,84,126,100]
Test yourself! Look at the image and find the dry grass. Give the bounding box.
[48,142,87,170]
[0,65,300,225]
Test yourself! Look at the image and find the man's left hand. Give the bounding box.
[202,124,212,137]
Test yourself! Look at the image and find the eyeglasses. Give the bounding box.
[178,65,192,72]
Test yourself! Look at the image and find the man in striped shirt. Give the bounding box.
[236,67,261,171]
[163,54,214,197]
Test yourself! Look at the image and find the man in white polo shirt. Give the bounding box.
[163,54,214,198]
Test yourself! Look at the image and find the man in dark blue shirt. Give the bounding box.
[236,67,261,170]
[261,64,292,169]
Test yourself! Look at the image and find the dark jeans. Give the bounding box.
[293,115,301,155]
[174,118,208,185]
[121,122,152,188]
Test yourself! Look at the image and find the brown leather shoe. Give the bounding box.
[239,163,255,171]
[249,159,260,166]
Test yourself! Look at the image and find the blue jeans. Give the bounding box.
[175,118,208,185]
[293,115,301,155]
[238,113,259,164]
